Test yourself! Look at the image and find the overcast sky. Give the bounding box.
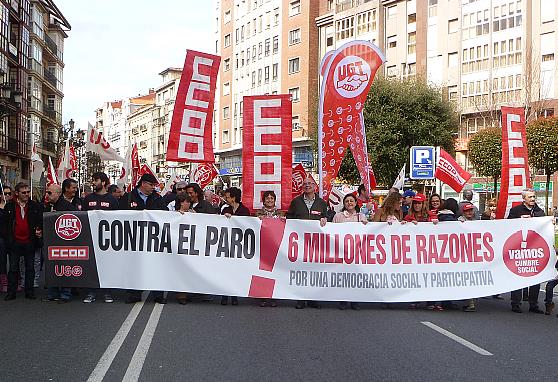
[57,0,215,130]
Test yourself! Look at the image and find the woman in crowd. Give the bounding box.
[256,190,285,307]
[372,192,402,224]
[333,193,368,310]
[481,198,497,220]
[402,194,429,224]
[428,193,442,222]
[437,198,459,222]
[221,187,250,305]
[175,193,195,304]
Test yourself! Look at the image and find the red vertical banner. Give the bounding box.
[167,50,221,163]
[318,41,385,199]
[497,107,531,219]
[242,95,292,212]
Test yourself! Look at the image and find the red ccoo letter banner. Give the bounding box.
[435,148,472,193]
[242,95,292,212]
[497,107,531,219]
[167,50,220,163]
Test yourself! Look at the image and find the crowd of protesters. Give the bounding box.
[0,171,556,317]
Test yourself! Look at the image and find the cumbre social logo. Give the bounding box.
[333,56,370,98]
[55,214,82,241]
[503,230,550,277]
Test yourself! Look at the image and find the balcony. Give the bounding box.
[41,140,57,154]
[0,132,27,157]
[44,69,57,88]
[44,34,58,56]
[42,102,56,121]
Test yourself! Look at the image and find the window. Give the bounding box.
[222,130,230,144]
[407,32,416,54]
[288,57,300,74]
[223,82,230,96]
[274,8,279,25]
[336,16,354,40]
[224,34,231,47]
[289,87,300,102]
[387,65,397,78]
[356,10,376,35]
[258,68,262,85]
[265,38,270,56]
[387,6,397,18]
[252,71,256,87]
[258,42,262,58]
[264,66,270,83]
[408,13,416,24]
[292,116,301,130]
[289,0,301,17]
[272,63,278,80]
[223,106,230,119]
[542,53,554,62]
[224,10,231,24]
[448,85,458,102]
[224,58,230,71]
[387,35,397,48]
[448,52,458,67]
[289,28,301,45]
[448,18,458,33]
[273,36,279,53]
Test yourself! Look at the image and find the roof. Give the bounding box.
[40,0,71,30]
[130,91,156,105]
[158,67,183,76]
[111,101,122,109]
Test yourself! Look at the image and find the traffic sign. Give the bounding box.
[410,146,435,179]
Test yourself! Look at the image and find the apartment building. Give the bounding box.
[215,0,319,186]
[0,0,69,186]
[317,0,558,207]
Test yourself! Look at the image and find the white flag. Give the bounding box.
[57,140,74,182]
[117,144,132,188]
[86,123,125,162]
[162,173,180,195]
[30,140,43,182]
[392,164,406,190]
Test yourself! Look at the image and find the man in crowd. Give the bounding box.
[508,188,545,314]
[166,181,188,211]
[186,183,217,214]
[124,173,167,304]
[82,172,120,303]
[42,184,76,303]
[62,178,82,211]
[108,184,124,200]
[458,189,480,219]
[287,176,327,309]
[401,189,415,217]
[458,203,476,222]
[0,185,13,293]
[4,182,43,301]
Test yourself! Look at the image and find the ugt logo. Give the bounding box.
[334,56,371,98]
[55,214,82,240]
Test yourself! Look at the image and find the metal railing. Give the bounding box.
[44,69,57,88]
[44,34,58,56]
[42,102,56,120]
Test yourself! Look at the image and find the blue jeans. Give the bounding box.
[48,287,72,300]
[545,279,558,304]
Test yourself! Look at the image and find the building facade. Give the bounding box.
[0,0,68,187]
[215,0,319,186]
[316,0,558,208]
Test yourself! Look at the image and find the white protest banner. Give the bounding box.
[44,211,556,302]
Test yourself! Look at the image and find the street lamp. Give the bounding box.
[71,127,85,188]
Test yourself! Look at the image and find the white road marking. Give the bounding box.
[87,292,149,382]
[122,298,166,382]
[421,321,493,356]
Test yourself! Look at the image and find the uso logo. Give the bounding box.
[55,214,82,240]
[503,230,551,277]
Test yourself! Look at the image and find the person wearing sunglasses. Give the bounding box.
[165,181,188,211]
[3,182,43,301]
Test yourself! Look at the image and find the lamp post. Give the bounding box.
[72,128,85,188]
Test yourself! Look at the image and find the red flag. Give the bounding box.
[496,107,531,219]
[167,50,220,163]
[291,164,317,198]
[136,163,160,185]
[435,149,472,193]
[319,41,385,199]
[190,163,218,189]
[46,157,59,187]
[242,95,292,212]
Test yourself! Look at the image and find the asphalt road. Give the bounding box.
[1,288,557,382]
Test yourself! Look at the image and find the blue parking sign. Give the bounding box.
[410,146,435,179]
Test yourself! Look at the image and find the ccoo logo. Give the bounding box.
[55,214,82,240]
[503,230,551,277]
[333,56,371,98]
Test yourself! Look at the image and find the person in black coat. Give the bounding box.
[61,178,83,211]
[4,182,43,300]
[508,188,545,314]
[123,173,168,304]
[220,187,250,306]
[286,177,327,309]
[185,183,217,214]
